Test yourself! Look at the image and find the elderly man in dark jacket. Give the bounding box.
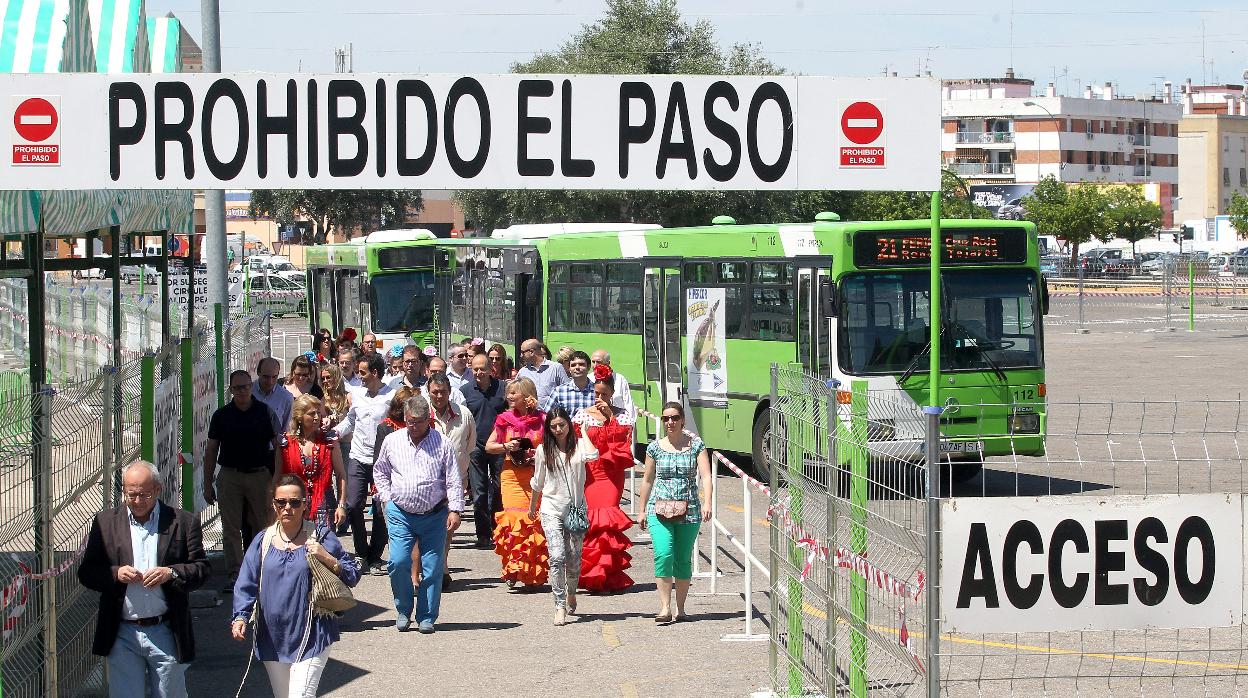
[78,460,211,697]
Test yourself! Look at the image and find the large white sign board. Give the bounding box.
[941,494,1243,633]
[0,73,940,191]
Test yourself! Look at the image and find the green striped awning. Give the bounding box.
[0,0,193,236]
[0,0,94,72]
[145,14,177,72]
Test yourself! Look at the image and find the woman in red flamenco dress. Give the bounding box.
[574,365,635,593]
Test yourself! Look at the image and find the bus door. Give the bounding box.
[641,262,687,441]
[796,260,833,378]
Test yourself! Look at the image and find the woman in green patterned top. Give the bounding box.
[638,401,712,624]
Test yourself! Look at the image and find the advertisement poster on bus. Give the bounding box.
[686,287,728,408]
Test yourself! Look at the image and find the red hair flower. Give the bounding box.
[593,364,614,382]
[339,327,357,343]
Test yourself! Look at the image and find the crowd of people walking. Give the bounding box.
[78,327,713,697]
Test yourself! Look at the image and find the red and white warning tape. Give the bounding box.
[0,533,90,642]
[833,547,925,602]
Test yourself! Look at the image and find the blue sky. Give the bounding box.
[151,1,1248,97]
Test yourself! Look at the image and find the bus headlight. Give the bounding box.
[871,418,895,441]
[1009,409,1040,434]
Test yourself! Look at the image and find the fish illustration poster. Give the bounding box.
[686,287,728,408]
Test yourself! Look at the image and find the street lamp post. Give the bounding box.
[1023,100,1059,184]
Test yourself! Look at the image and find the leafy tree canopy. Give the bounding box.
[248,190,423,244]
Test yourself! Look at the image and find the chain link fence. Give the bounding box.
[0,288,271,696]
[768,362,1248,697]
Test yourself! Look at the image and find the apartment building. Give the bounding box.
[1175,81,1248,225]
[942,73,1181,223]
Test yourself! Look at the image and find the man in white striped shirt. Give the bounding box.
[372,394,464,634]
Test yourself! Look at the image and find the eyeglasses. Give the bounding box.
[452,353,469,359]
[124,491,155,501]
[273,497,304,509]
[661,415,682,422]
[320,376,333,383]
[403,358,420,365]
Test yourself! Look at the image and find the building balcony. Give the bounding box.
[954,131,1015,145]
[949,162,1014,177]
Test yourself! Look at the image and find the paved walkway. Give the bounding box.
[186,470,771,697]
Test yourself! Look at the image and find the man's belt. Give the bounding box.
[124,615,165,627]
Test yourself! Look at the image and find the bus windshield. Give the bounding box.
[838,268,1041,375]
[369,270,436,334]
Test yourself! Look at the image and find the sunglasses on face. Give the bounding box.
[661,415,682,422]
[273,497,304,509]
[452,353,469,359]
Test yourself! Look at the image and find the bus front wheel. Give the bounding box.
[751,412,771,485]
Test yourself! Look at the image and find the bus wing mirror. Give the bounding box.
[1041,276,1050,316]
[820,278,837,318]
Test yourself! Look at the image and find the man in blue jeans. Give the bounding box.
[372,394,464,633]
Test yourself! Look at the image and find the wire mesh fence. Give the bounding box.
[768,361,1248,697]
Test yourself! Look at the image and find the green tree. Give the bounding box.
[1227,191,1248,240]
[1022,176,1113,263]
[455,0,842,231]
[1103,186,1163,257]
[249,190,423,243]
[845,171,991,221]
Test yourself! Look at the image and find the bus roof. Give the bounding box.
[365,229,438,244]
[490,222,661,240]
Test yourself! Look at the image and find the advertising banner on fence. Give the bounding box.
[685,286,727,408]
[0,73,940,191]
[189,354,218,512]
[166,271,245,310]
[941,493,1243,633]
[153,376,181,506]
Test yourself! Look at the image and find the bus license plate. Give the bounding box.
[939,441,983,454]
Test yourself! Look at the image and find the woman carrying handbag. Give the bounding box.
[231,475,360,697]
[527,406,598,626]
[637,402,712,624]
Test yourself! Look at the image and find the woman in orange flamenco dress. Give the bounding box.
[574,365,635,593]
[485,376,548,588]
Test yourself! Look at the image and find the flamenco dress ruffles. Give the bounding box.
[492,409,549,586]
[576,411,635,592]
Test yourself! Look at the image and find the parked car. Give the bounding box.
[1039,255,1066,278]
[1079,248,1134,278]
[1207,255,1234,275]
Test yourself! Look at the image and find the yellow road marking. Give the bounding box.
[800,603,1248,672]
[602,622,621,647]
[620,683,640,698]
[723,504,770,526]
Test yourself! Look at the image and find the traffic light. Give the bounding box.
[1180,224,1194,240]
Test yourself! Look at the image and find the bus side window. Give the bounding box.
[605,263,642,333]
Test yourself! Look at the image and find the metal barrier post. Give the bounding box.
[1076,262,1088,334]
[848,379,869,698]
[102,367,115,511]
[140,353,156,462]
[213,303,225,405]
[1188,259,1196,332]
[1165,260,1174,331]
[767,365,780,687]
[180,338,195,510]
[1214,270,1222,307]
[824,383,840,695]
[923,405,944,697]
[785,362,807,695]
[709,457,719,594]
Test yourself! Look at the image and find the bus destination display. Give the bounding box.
[376,247,438,271]
[853,229,1028,267]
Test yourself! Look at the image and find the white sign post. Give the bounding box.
[0,73,940,191]
[941,494,1244,633]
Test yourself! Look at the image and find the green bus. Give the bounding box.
[308,216,1047,481]
[304,230,446,350]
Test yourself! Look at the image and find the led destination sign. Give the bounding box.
[853,228,1029,267]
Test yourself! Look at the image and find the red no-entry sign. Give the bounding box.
[841,101,884,144]
[14,98,58,142]
[11,96,60,166]
[840,100,885,168]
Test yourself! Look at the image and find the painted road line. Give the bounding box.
[724,503,771,527]
[801,602,1248,672]
[601,622,621,647]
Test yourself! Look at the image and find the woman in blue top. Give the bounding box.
[638,401,712,624]
[231,474,360,697]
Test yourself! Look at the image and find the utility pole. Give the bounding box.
[200,0,228,320]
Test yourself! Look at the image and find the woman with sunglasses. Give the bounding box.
[275,395,348,530]
[485,377,547,589]
[285,354,323,401]
[487,344,514,381]
[574,365,636,593]
[638,402,712,623]
[231,475,360,697]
